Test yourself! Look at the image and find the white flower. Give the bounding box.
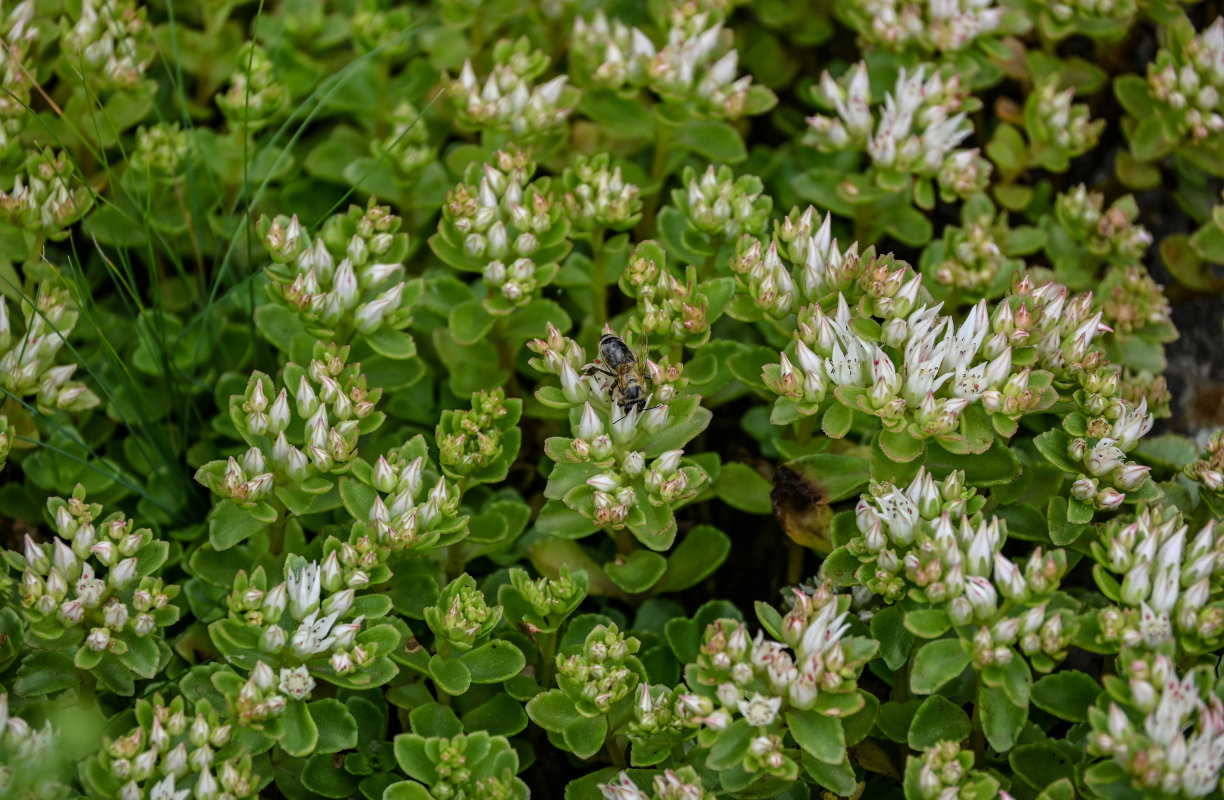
[148,774,190,800]
[279,665,316,701]
[287,563,321,621]
[736,692,783,727]
[290,609,341,657]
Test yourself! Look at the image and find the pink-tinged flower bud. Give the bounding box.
[109,557,138,589]
[1120,560,1151,605]
[653,450,684,475]
[1071,477,1098,501]
[559,361,587,404]
[194,768,219,800]
[86,627,111,651]
[252,661,276,692]
[162,743,189,778]
[587,472,621,492]
[331,650,354,675]
[577,403,603,441]
[323,588,355,618]
[993,554,1029,601]
[965,576,997,617]
[641,403,669,432]
[103,599,129,629]
[134,614,155,636]
[59,600,85,624]
[44,567,67,600]
[23,535,49,574]
[320,550,343,593]
[260,624,287,652]
[267,389,291,436]
[1096,487,1126,510]
[52,539,78,578]
[1114,464,1150,491]
[262,582,287,619]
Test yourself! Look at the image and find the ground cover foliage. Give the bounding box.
[1,0,1224,798]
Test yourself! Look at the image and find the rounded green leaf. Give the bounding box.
[908,696,971,750]
[459,640,527,684]
[1031,670,1101,722]
[909,639,970,695]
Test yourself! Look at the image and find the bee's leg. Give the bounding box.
[584,365,616,378]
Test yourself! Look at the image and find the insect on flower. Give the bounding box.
[584,331,661,422]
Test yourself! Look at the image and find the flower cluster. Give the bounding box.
[0,149,94,241]
[434,148,570,311]
[450,38,574,137]
[849,470,1074,665]
[130,122,190,179]
[1054,185,1153,267]
[0,692,72,800]
[556,624,643,715]
[1025,76,1105,163]
[908,740,1000,799]
[621,243,712,348]
[370,102,435,178]
[231,661,291,720]
[1032,0,1136,39]
[0,281,100,412]
[806,63,987,196]
[561,153,642,232]
[837,0,1008,55]
[349,436,467,563]
[1186,431,1224,493]
[93,694,257,800]
[672,165,771,241]
[1093,507,1223,653]
[19,488,179,666]
[1089,654,1224,798]
[683,586,875,779]
[195,344,382,503]
[599,768,713,800]
[570,9,774,119]
[500,565,587,633]
[215,43,289,135]
[60,0,152,92]
[1145,17,1224,143]
[1061,396,1155,510]
[529,325,706,541]
[1097,265,1173,338]
[260,199,419,342]
[763,277,1055,437]
[393,732,529,800]
[437,388,517,479]
[925,193,1023,293]
[0,2,38,128]
[424,574,503,652]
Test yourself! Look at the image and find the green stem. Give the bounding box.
[444,477,471,581]
[590,229,608,338]
[436,641,454,706]
[538,630,559,688]
[635,127,674,240]
[794,415,814,446]
[493,317,522,398]
[605,729,628,767]
[267,496,289,554]
[78,671,97,710]
[614,527,635,558]
[970,688,986,767]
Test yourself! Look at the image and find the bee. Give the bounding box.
[585,332,657,421]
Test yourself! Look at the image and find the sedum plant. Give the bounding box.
[0,1,1223,800]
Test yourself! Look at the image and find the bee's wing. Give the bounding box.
[634,330,651,364]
